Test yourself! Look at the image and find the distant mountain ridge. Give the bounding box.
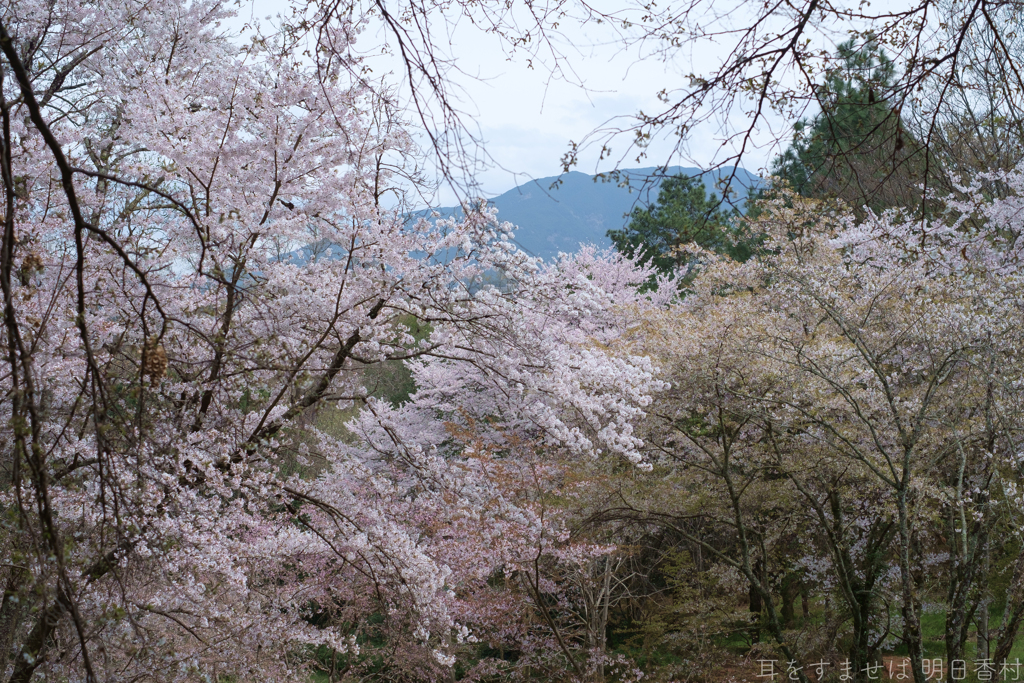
[421,166,761,261]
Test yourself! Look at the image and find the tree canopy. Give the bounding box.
[0,3,673,679]
[767,39,938,214]
[608,174,751,280]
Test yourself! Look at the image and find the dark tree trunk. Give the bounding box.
[781,573,798,628]
[993,553,1024,663]
[749,558,764,643]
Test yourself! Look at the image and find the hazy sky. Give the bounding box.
[238,1,796,202]
[371,8,790,201]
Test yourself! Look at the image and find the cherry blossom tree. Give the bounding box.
[618,180,1024,683]
[0,2,670,681]
[340,244,677,679]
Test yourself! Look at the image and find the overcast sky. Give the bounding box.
[378,12,790,202]
[239,1,798,203]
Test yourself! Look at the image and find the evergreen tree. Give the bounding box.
[771,38,933,214]
[608,175,750,280]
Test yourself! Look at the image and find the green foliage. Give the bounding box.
[361,359,416,406]
[772,38,895,191]
[361,315,430,406]
[608,174,752,281]
[769,37,932,214]
[608,550,746,683]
